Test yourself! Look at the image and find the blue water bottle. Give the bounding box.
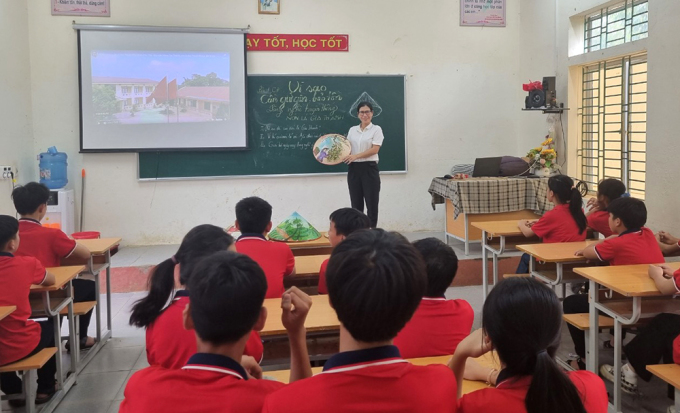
[39,147,68,189]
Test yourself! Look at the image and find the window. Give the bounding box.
[584,0,648,53]
[121,86,130,95]
[204,102,211,111]
[134,97,143,105]
[578,53,647,199]
[145,86,154,93]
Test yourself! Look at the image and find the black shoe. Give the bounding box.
[8,398,26,408]
[36,387,56,405]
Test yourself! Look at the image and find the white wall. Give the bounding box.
[19,0,548,244]
[0,0,34,214]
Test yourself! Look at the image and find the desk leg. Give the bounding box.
[613,319,623,413]
[93,270,102,343]
[47,294,64,389]
[481,230,489,301]
[22,370,37,413]
[675,388,679,413]
[464,215,470,256]
[66,282,77,373]
[587,279,599,373]
[106,250,112,336]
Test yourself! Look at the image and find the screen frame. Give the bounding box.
[75,24,249,153]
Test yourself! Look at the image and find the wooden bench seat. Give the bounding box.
[563,313,615,330]
[503,273,530,279]
[562,298,680,331]
[0,348,57,373]
[58,301,97,316]
[647,364,680,389]
[0,348,58,413]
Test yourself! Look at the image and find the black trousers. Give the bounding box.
[624,313,680,383]
[347,162,380,228]
[563,293,626,359]
[72,279,96,340]
[0,320,56,394]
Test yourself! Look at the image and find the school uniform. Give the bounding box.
[119,353,284,413]
[16,218,96,341]
[146,291,264,369]
[587,210,613,237]
[516,204,587,273]
[0,252,56,395]
[235,233,295,299]
[262,345,458,413]
[393,297,474,358]
[346,123,384,228]
[317,258,329,295]
[563,227,665,358]
[458,370,608,413]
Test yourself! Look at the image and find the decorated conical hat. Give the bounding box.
[313,134,351,166]
[268,212,322,242]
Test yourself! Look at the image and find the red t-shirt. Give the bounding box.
[531,204,587,243]
[0,253,48,365]
[673,334,680,365]
[594,228,664,266]
[587,210,613,238]
[394,298,474,358]
[458,370,608,413]
[120,353,284,413]
[235,235,295,299]
[262,346,458,413]
[16,219,77,267]
[146,292,263,368]
[317,258,329,295]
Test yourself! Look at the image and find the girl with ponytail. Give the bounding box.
[450,277,608,413]
[516,174,587,273]
[129,224,264,368]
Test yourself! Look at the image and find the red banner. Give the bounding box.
[246,34,349,52]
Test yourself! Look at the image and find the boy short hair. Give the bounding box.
[235,197,273,234]
[0,215,19,250]
[598,178,626,204]
[607,197,647,230]
[326,229,426,342]
[329,208,371,236]
[188,251,267,345]
[12,182,51,215]
[412,238,459,297]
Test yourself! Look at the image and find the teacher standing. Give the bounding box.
[344,102,384,228]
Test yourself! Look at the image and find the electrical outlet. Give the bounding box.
[1,166,15,180]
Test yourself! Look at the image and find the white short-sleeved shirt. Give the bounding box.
[346,123,384,163]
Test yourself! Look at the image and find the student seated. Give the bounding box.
[657,230,680,256]
[129,225,263,368]
[234,197,295,298]
[450,277,608,413]
[262,229,458,413]
[597,264,680,403]
[0,215,58,405]
[516,175,587,273]
[393,237,473,358]
[120,251,312,413]
[563,197,664,369]
[317,208,370,294]
[586,178,626,237]
[12,182,97,350]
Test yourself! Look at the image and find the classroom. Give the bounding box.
[1,0,680,412]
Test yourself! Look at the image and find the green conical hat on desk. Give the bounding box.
[268,212,322,242]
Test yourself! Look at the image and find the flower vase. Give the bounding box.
[534,167,552,177]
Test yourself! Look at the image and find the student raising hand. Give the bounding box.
[281,286,313,382]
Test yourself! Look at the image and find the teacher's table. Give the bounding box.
[471,220,538,301]
[0,306,15,321]
[516,240,598,297]
[261,294,339,337]
[287,233,332,257]
[428,177,548,255]
[30,265,85,413]
[576,262,680,413]
[264,352,499,394]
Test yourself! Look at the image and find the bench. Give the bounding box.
[647,364,680,412]
[503,273,530,279]
[0,348,58,413]
[59,301,97,353]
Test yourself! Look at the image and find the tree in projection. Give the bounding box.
[180,72,229,87]
[92,84,118,115]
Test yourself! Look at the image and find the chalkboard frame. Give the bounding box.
[137,74,408,180]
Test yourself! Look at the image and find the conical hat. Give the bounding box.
[268,212,322,242]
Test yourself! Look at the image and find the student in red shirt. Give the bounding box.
[394,237,473,358]
[450,277,607,413]
[597,264,680,401]
[657,230,680,256]
[234,197,295,298]
[0,216,58,405]
[262,229,458,413]
[129,224,263,368]
[317,208,370,294]
[516,175,587,273]
[120,251,313,413]
[12,182,97,350]
[585,178,626,237]
[563,197,664,369]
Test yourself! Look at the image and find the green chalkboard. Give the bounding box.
[138,75,406,179]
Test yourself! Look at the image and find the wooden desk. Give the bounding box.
[472,220,538,301]
[293,255,329,278]
[287,233,332,257]
[0,306,16,321]
[648,364,680,413]
[261,295,339,337]
[264,352,499,395]
[576,262,678,413]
